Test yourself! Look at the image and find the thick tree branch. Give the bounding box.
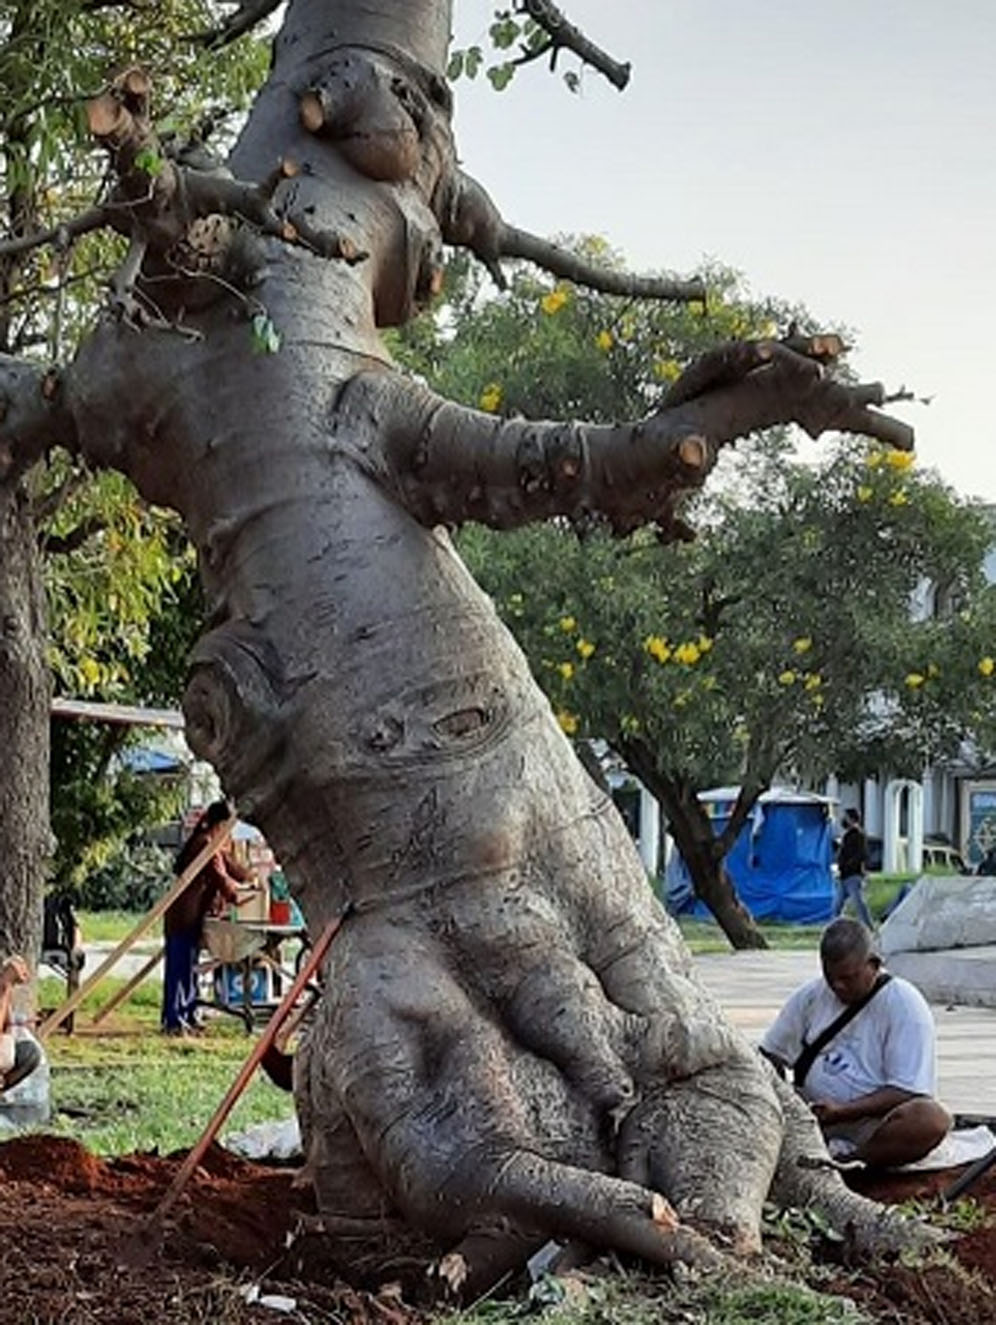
[0,358,77,482]
[501,226,705,302]
[356,336,913,538]
[0,207,108,261]
[196,0,282,49]
[443,170,702,300]
[519,1,631,90]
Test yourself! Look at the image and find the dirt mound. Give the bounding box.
[1,1133,994,1324]
[0,1133,104,1192]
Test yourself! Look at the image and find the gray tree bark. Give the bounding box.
[0,477,48,964]
[0,0,927,1290]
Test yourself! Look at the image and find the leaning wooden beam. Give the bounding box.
[39,816,236,1039]
[91,946,164,1026]
[145,909,348,1230]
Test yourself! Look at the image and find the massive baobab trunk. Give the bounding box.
[1,0,925,1287]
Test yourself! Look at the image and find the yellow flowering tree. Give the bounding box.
[398,260,996,945]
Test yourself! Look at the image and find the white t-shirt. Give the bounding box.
[760,974,937,1105]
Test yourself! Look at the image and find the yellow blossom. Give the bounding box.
[479,382,502,413]
[778,670,796,686]
[865,450,884,469]
[576,638,596,660]
[595,329,614,351]
[697,635,713,653]
[793,636,813,654]
[558,661,574,681]
[644,634,671,664]
[556,709,579,735]
[541,287,569,315]
[653,358,682,383]
[559,615,576,633]
[673,641,701,666]
[804,673,822,690]
[889,488,909,507]
[905,672,925,689]
[856,485,873,503]
[927,662,940,678]
[884,448,915,471]
[811,692,825,709]
[980,656,995,677]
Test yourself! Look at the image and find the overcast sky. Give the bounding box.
[451,1,996,501]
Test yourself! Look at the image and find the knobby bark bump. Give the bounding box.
[0,0,927,1289]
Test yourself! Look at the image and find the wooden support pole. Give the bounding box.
[146,909,347,1230]
[91,946,164,1025]
[39,815,236,1040]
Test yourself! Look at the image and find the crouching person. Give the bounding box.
[761,918,951,1168]
[0,956,42,1094]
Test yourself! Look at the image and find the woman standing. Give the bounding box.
[161,799,256,1034]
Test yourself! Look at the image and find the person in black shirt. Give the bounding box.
[834,807,874,929]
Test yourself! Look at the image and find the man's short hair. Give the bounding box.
[844,807,861,825]
[820,917,877,967]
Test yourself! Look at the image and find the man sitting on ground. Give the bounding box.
[760,918,951,1167]
[0,956,42,1094]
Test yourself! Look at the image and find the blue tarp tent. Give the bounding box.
[666,786,835,924]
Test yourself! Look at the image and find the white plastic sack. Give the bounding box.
[0,1029,50,1128]
[224,1116,301,1161]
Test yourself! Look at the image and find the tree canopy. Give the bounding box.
[398,250,996,941]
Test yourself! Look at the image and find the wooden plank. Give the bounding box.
[51,697,184,728]
[91,947,164,1025]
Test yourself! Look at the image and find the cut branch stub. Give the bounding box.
[300,55,423,183]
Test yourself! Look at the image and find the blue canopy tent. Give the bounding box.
[665,786,836,925]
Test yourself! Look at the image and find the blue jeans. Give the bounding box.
[162,927,200,1030]
[834,873,874,929]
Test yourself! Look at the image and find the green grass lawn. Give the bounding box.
[78,910,152,944]
[37,974,291,1156]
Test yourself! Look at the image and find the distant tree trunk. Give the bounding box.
[618,738,766,949]
[0,477,48,963]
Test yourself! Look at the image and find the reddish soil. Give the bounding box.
[1,1134,994,1324]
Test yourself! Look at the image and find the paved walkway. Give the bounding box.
[693,948,996,1118]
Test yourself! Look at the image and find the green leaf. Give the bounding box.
[134,147,163,178]
[489,16,521,50]
[465,46,483,79]
[250,312,282,355]
[486,63,516,92]
[446,49,465,81]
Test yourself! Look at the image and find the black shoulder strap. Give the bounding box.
[792,972,892,1090]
